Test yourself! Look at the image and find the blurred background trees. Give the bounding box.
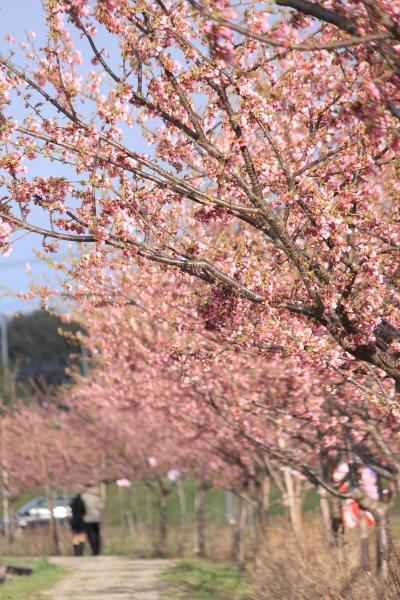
[1,310,85,402]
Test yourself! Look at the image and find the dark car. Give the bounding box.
[16,496,72,528]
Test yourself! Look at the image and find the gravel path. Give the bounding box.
[44,556,177,600]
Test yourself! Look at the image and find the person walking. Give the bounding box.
[82,483,104,556]
[69,492,86,556]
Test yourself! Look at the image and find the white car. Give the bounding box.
[16,496,71,528]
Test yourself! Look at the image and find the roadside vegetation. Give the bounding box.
[162,559,251,600]
[0,558,67,600]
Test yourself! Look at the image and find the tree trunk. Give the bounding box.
[257,475,271,530]
[319,486,332,538]
[225,490,235,524]
[130,483,139,529]
[177,479,188,524]
[100,481,107,521]
[156,483,168,557]
[283,465,302,533]
[44,482,60,555]
[293,477,303,531]
[279,437,302,533]
[118,485,125,527]
[329,496,344,540]
[247,502,259,556]
[234,496,247,573]
[230,493,238,560]
[37,443,60,555]
[359,512,371,572]
[194,480,207,558]
[376,511,390,578]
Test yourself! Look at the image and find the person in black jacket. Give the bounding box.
[69,493,86,556]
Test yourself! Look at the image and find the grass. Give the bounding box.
[161,558,252,600]
[0,558,68,599]
[0,558,36,567]
[104,479,226,527]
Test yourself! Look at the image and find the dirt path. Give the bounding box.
[44,556,177,600]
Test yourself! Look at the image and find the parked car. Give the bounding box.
[16,496,72,528]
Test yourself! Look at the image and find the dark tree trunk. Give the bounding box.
[329,496,344,541]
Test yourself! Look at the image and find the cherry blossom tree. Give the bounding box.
[0,0,399,392]
[0,0,399,579]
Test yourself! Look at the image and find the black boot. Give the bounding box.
[73,544,80,556]
[78,542,85,556]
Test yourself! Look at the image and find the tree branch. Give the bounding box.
[276,0,357,35]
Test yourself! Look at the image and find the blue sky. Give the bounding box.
[0,0,128,315]
[0,0,56,314]
[0,0,158,315]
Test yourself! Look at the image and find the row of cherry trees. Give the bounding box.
[0,0,399,582]
[66,267,399,572]
[0,272,397,579]
[3,264,398,573]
